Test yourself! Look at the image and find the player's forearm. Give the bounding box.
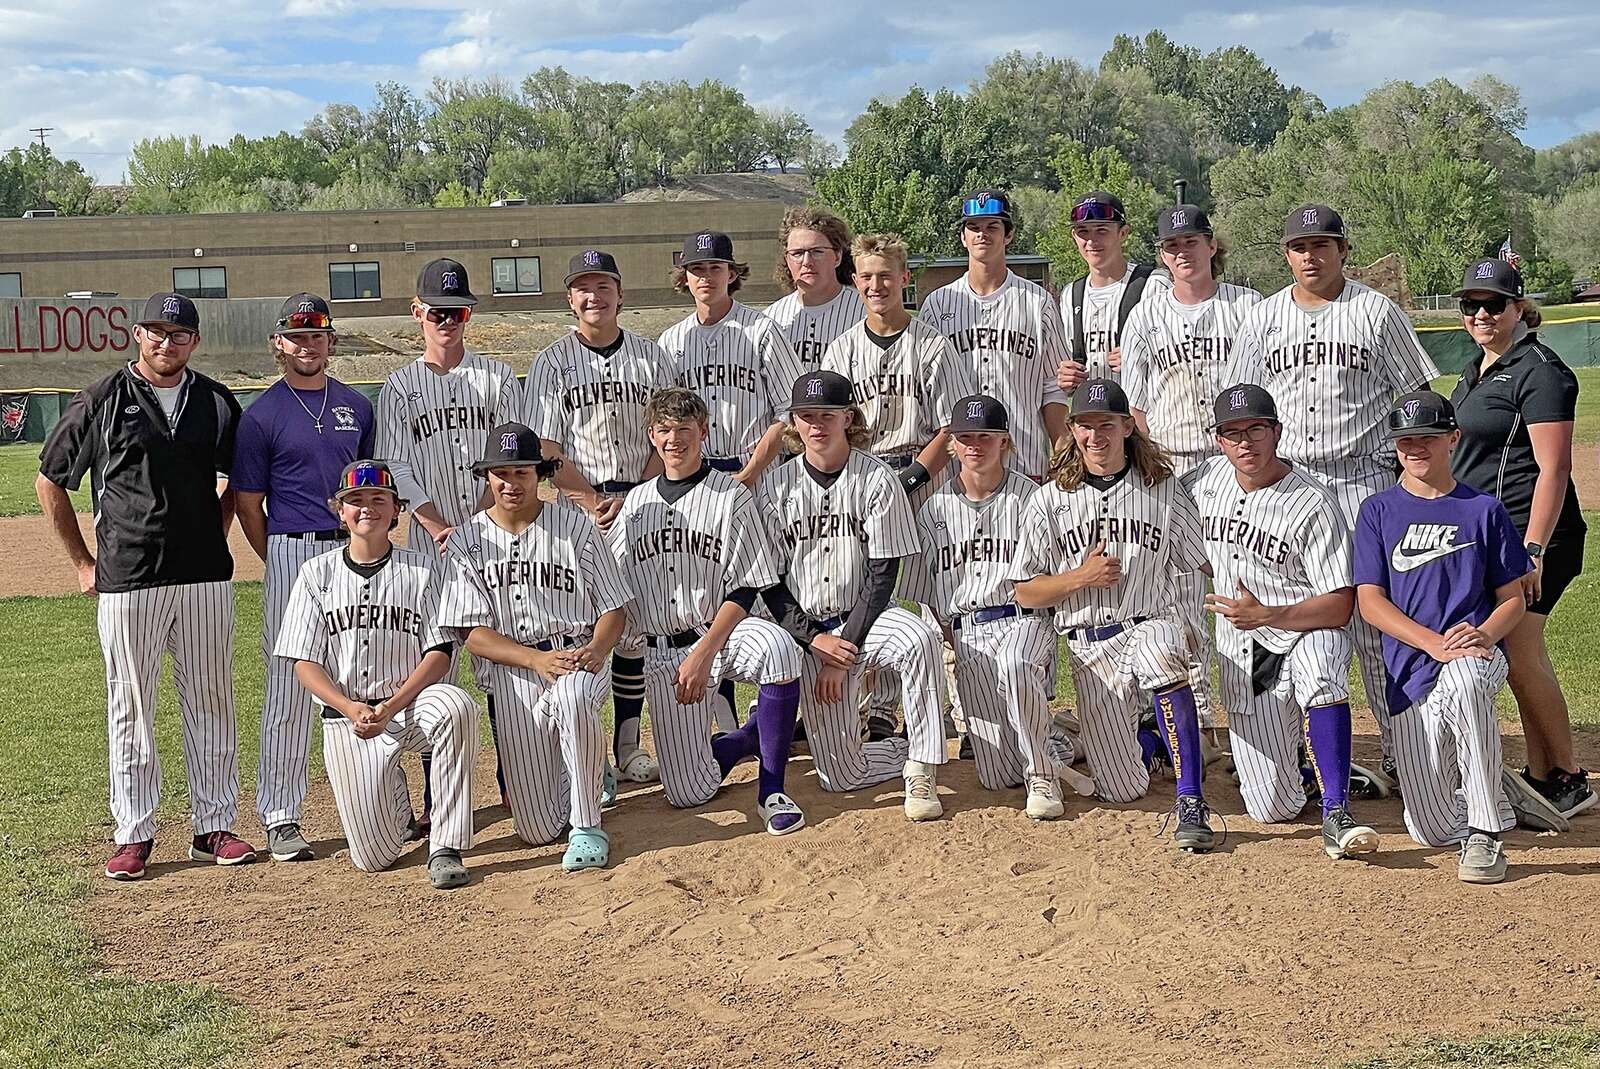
[740,422,787,482]
[1275,589,1355,632]
[294,660,357,717]
[913,432,948,480]
[217,483,236,534]
[35,474,93,566]
[385,459,428,512]
[411,501,450,534]
[1356,585,1441,651]
[840,557,900,648]
[701,599,749,653]
[641,453,664,480]
[1041,403,1068,450]
[235,492,269,561]
[464,625,534,669]
[1014,570,1084,609]
[1479,584,1527,645]
[1132,408,1152,437]
[589,608,626,656]
[391,648,453,710]
[545,443,601,508]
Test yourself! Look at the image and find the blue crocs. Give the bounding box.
[562,826,610,871]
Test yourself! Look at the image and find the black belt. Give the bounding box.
[319,696,390,719]
[811,610,854,633]
[532,634,582,652]
[645,627,705,650]
[1065,616,1150,643]
[704,457,742,473]
[878,450,918,471]
[286,529,346,542]
[596,480,638,495]
[951,604,1041,631]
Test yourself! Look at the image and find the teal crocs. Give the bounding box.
[562,826,610,872]
[601,764,618,809]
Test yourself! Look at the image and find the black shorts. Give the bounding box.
[1530,538,1584,616]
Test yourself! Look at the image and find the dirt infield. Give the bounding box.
[88,727,1600,1069]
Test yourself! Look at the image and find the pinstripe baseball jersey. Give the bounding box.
[1224,280,1440,465]
[917,272,1070,479]
[274,547,451,700]
[762,450,921,619]
[1122,284,1262,461]
[522,329,672,486]
[822,318,978,455]
[1011,469,1207,630]
[763,287,867,369]
[608,468,780,637]
[438,504,634,689]
[376,351,522,526]
[903,470,1039,621]
[1060,263,1171,381]
[658,302,806,463]
[1190,456,1353,655]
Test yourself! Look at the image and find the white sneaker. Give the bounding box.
[1025,776,1065,820]
[903,760,944,821]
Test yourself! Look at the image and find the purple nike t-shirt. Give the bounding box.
[1353,480,1530,716]
[233,379,375,534]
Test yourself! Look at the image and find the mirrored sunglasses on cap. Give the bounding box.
[1070,200,1123,224]
[963,195,1007,217]
[278,310,333,331]
[340,465,396,492]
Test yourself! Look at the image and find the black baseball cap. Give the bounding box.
[789,370,854,412]
[473,422,546,475]
[275,293,334,334]
[1157,204,1213,241]
[1385,391,1458,438]
[137,292,200,331]
[959,189,1013,226]
[949,395,1010,434]
[565,249,622,288]
[333,459,401,503]
[1069,378,1131,418]
[678,231,736,267]
[1283,204,1346,244]
[1455,257,1524,299]
[1069,191,1127,227]
[1209,384,1278,430]
[416,258,477,307]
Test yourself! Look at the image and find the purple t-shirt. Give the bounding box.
[1353,480,1530,715]
[233,379,375,534]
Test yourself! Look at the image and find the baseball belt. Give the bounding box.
[318,695,392,720]
[595,480,638,495]
[1064,616,1150,643]
[644,627,706,650]
[704,457,742,473]
[531,634,583,652]
[286,529,347,542]
[811,611,854,633]
[876,449,919,471]
[951,604,1042,631]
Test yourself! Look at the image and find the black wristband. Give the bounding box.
[898,461,930,495]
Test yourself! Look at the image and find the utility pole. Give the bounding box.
[29,127,52,151]
[27,127,55,209]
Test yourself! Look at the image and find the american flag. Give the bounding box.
[1499,235,1522,270]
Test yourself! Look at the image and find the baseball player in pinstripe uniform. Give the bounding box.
[274,461,480,890]
[1226,205,1442,796]
[761,371,949,821]
[764,205,866,368]
[1056,191,1170,385]
[1193,384,1379,859]
[1012,379,1218,851]
[918,190,1070,481]
[234,294,375,862]
[439,426,631,871]
[608,387,806,835]
[522,249,670,785]
[1354,391,1529,884]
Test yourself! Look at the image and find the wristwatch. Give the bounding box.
[1525,541,1544,559]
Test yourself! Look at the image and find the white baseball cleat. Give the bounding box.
[903,761,944,821]
[1025,776,1065,820]
[617,746,658,784]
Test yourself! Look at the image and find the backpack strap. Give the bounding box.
[1070,275,1088,364]
[1114,264,1155,345]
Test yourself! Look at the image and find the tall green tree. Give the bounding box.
[759,108,813,173]
[424,76,536,193]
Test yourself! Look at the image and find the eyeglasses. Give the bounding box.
[1218,423,1275,444]
[142,327,196,347]
[278,310,332,331]
[786,247,835,261]
[423,306,470,325]
[1069,201,1124,224]
[1459,296,1511,316]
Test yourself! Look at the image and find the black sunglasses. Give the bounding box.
[1459,296,1510,316]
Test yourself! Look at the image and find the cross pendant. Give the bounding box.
[314,421,323,432]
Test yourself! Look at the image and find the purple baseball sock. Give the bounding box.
[1305,702,1353,812]
[1155,684,1204,799]
[753,679,800,800]
[711,720,760,779]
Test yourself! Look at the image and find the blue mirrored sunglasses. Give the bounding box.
[963,196,1005,217]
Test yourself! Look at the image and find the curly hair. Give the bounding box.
[775,206,855,291]
[1046,419,1175,491]
[851,232,909,275]
[782,406,873,453]
[672,261,751,296]
[644,386,709,428]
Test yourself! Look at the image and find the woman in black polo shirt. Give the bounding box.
[1450,256,1591,823]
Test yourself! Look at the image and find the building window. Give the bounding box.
[173,266,227,299]
[491,256,541,296]
[902,280,918,308]
[0,273,19,298]
[330,261,381,301]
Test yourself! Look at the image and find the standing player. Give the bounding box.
[274,461,479,889]
[1011,379,1217,852]
[439,426,630,871]
[1193,385,1378,859]
[1056,190,1169,384]
[764,206,866,368]
[1354,392,1529,884]
[1226,205,1442,794]
[234,293,375,862]
[609,387,806,835]
[918,190,1070,481]
[761,371,948,821]
[523,249,669,785]
[37,292,255,880]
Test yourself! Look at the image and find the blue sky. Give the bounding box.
[3,1,1597,182]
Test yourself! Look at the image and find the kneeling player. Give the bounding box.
[1355,392,1529,884]
[762,371,948,821]
[609,388,805,835]
[1012,379,1217,851]
[274,461,479,889]
[1194,385,1378,859]
[440,425,630,871]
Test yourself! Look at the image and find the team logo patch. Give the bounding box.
[965,400,983,419]
[499,431,519,451]
[940,312,955,323]
[408,391,423,401]
[298,300,316,313]
[1301,208,1319,227]
[1088,384,1106,403]
[934,519,947,530]
[332,405,356,429]
[1229,388,1247,410]
[441,270,460,290]
[1170,209,1187,228]
[468,543,482,557]
[1403,399,1421,420]
[124,405,141,414]
[696,232,713,251]
[1265,326,1281,336]
[583,250,601,266]
[1475,261,1496,280]
[162,296,181,316]
[805,379,824,398]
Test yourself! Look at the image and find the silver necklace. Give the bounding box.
[289,381,328,432]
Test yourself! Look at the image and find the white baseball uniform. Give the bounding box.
[918,271,1069,479]
[902,470,1058,791]
[764,287,867,369]
[274,547,479,873]
[822,317,977,462]
[1060,263,1171,382]
[1011,468,1207,803]
[1191,456,1356,822]
[608,467,802,808]
[1225,278,1441,754]
[659,302,806,468]
[438,504,633,844]
[763,449,945,791]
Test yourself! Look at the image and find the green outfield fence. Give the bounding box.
[3,317,1599,445]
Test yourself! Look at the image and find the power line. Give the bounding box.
[29,127,53,151]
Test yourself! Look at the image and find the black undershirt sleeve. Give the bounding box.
[841,557,900,648]
[424,641,454,658]
[725,586,760,613]
[761,582,823,648]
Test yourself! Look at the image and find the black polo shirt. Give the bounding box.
[39,364,242,593]
[1449,333,1586,545]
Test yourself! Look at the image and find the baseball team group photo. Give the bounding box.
[6,13,1600,1069]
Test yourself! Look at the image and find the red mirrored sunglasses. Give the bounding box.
[424,306,471,325]
[279,310,333,331]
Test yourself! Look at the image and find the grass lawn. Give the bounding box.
[0,441,90,516]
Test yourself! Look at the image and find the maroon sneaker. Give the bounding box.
[189,831,257,866]
[105,840,153,881]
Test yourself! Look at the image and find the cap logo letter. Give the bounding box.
[1403,399,1421,420]
[583,250,600,266]
[1476,262,1495,280]
[441,270,459,290]
[298,300,315,312]
[966,400,983,419]
[806,378,823,398]
[696,232,713,251]
[1088,384,1106,403]
[1302,208,1319,227]
[162,296,181,315]
[500,432,518,451]
[1229,388,1247,410]
[1171,209,1187,228]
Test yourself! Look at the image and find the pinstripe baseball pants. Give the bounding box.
[257,534,328,830]
[958,614,1060,789]
[488,662,609,845]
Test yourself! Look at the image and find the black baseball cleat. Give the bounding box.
[1321,805,1379,859]
[1172,795,1217,853]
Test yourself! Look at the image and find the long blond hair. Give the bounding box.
[1047,419,1175,491]
[782,405,872,454]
